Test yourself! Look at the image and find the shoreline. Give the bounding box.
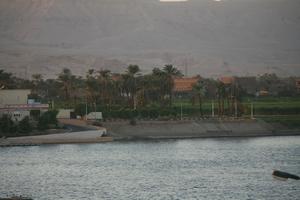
[104,119,300,141]
[112,130,300,141]
[1,119,299,146]
[1,130,298,147]
[0,129,112,147]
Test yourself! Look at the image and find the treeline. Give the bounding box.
[1,65,182,107]
[1,66,299,119]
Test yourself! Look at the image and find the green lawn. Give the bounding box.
[174,97,300,109]
[256,115,300,129]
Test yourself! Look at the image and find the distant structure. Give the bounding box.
[296,79,300,93]
[0,89,49,121]
[173,76,201,93]
[57,109,75,119]
[219,76,236,85]
[85,112,103,121]
[259,89,269,97]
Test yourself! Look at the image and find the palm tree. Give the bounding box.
[86,69,98,109]
[162,65,182,106]
[31,74,43,95]
[126,65,140,76]
[192,80,206,118]
[123,65,141,109]
[216,81,226,117]
[97,69,112,105]
[0,70,13,89]
[149,68,164,104]
[58,68,73,100]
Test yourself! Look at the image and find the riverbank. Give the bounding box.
[0,119,112,146]
[104,119,300,140]
[0,130,112,146]
[1,119,299,146]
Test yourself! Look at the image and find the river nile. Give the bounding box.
[1,136,300,200]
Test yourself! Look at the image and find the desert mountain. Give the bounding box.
[0,0,299,78]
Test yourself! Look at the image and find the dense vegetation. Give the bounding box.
[0,111,58,137]
[1,67,300,123]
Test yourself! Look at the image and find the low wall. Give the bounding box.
[104,120,300,140]
[0,130,112,146]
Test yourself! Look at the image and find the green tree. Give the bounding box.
[97,69,112,105]
[58,68,73,100]
[192,80,207,118]
[37,110,58,130]
[148,68,166,105]
[0,115,16,136]
[162,65,182,106]
[123,65,141,109]
[18,116,32,134]
[31,73,43,99]
[0,70,14,89]
[86,69,98,109]
[216,81,226,116]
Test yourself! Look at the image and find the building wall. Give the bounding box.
[0,89,31,105]
[0,110,30,122]
[173,77,200,92]
[57,109,74,119]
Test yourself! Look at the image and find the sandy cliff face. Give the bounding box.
[0,0,300,78]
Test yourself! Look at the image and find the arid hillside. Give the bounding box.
[0,0,300,78]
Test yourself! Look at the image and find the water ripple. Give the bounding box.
[0,136,300,199]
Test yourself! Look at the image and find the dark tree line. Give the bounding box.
[1,68,299,119]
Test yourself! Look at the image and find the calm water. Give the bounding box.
[0,136,300,200]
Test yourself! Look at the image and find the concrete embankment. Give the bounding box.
[104,119,300,140]
[0,130,113,146]
[1,119,113,146]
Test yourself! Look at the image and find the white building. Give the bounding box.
[86,112,103,120]
[57,109,75,119]
[0,89,49,121]
[0,89,31,105]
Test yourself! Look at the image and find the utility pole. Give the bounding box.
[179,95,183,120]
[52,100,55,110]
[85,98,88,121]
[234,99,238,118]
[251,102,254,119]
[212,100,215,118]
[181,102,183,121]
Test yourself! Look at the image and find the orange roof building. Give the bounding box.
[296,79,300,89]
[173,77,200,92]
[219,76,235,85]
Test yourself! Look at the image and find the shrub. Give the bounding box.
[18,116,32,134]
[30,110,41,120]
[0,115,17,137]
[38,110,58,130]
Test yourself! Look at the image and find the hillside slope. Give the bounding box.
[0,0,299,78]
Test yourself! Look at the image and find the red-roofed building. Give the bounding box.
[219,76,236,85]
[111,73,122,81]
[173,76,201,92]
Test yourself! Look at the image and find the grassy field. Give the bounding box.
[174,97,300,107]
[256,115,300,129]
[53,97,300,127]
[174,97,300,124]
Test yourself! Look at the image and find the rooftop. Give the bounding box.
[219,77,235,85]
[173,76,200,92]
